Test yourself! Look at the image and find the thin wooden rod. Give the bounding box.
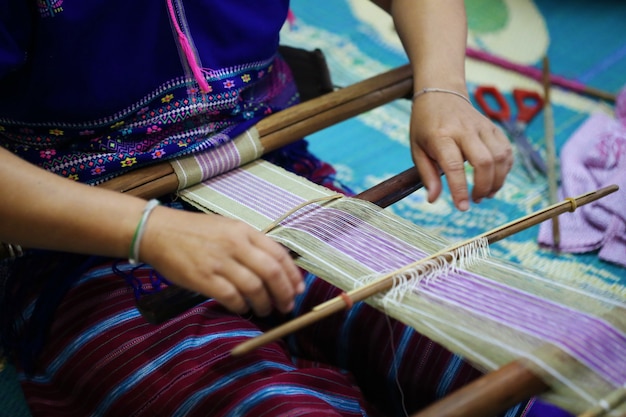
[543,55,560,248]
[356,167,423,207]
[98,64,413,198]
[230,184,618,356]
[466,48,617,103]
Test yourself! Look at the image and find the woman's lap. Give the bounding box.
[19,263,375,416]
[16,260,546,417]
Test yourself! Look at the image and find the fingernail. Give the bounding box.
[297,281,306,294]
[458,200,469,211]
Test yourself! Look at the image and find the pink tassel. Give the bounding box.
[166,0,211,93]
[286,8,297,28]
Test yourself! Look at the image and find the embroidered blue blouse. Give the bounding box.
[0,0,296,184]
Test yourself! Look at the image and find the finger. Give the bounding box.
[236,240,300,314]
[412,146,443,203]
[194,273,251,315]
[249,232,304,294]
[459,136,495,203]
[480,127,513,198]
[216,257,275,317]
[430,138,470,211]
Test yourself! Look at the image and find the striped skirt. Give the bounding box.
[12,259,554,417]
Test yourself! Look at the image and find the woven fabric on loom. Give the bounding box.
[170,128,265,190]
[179,158,626,415]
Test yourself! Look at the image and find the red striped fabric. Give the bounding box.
[15,263,534,417]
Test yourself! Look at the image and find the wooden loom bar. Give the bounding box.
[356,166,424,207]
[256,64,413,139]
[98,64,413,198]
[409,361,550,417]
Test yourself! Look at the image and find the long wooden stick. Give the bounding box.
[98,65,413,199]
[466,48,617,103]
[230,184,618,356]
[543,55,560,248]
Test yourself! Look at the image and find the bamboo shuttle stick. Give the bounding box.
[543,56,560,248]
[230,184,618,356]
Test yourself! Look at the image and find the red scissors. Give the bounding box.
[474,86,547,180]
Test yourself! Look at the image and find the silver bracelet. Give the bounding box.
[1,242,23,260]
[128,199,160,265]
[412,87,472,105]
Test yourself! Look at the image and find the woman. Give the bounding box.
[0,0,560,415]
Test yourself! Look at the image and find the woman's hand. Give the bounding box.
[140,207,304,317]
[410,92,513,211]
[0,146,303,317]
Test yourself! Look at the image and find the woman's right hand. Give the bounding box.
[140,207,304,317]
[0,147,303,317]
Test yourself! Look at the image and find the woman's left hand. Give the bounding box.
[409,92,513,211]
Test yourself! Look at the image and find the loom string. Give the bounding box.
[294,186,602,319]
[355,256,615,411]
[383,311,410,417]
[382,238,490,305]
[377,268,603,406]
[312,211,533,314]
[372,245,490,417]
[261,193,344,234]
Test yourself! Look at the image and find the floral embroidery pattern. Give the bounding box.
[38,0,64,18]
[0,58,297,184]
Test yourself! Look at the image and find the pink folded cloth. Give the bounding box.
[538,87,626,267]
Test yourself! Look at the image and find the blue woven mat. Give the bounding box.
[0,360,30,417]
